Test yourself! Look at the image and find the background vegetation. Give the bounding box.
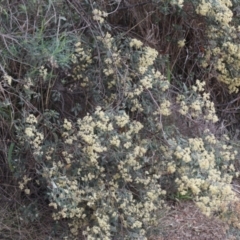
[1,0,240,239]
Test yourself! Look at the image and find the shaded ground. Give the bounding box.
[154,201,239,240]
[0,187,68,240]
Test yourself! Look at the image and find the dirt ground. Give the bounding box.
[154,201,239,240]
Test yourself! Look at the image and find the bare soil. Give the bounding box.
[155,201,234,240]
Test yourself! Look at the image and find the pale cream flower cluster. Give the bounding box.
[175,167,237,217]
[196,0,240,93]
[45,147,54,161]
[176,176,204,196]
[171,0,184,7]
[3,74,12,86]
[124,64,169,117]
[92,9,108,24]
[118,145,147,180]
[154,70,170,91]
[215,40,240,93]
[115,111,129,128]
[103,52,122,78]
[174,146,191,163]
[39,66,48,81]
[125,74,155,100]
[167,126,239,218]
[23,77,33,89]
[130,98,144,112]
[140,75,153,89]
[178,39,186,48]
[63,118,72,130]
[176,94,188,115]
[62,118,77,146]
[176,80,218,122]
[48,177,87,220]
[71,41,92,82]
[74,41,92,63]
[138,46,158,75]
[98,32,113,49]
[196,0,212,16]
[24,114,44,156]
[129,38,143,49]
[153,100,172,116]
[19,175,31,195]
[196,179,236,216]
[26,114,38,124]
[204,130,217,144]
[205,38,238,91]
[96,32,122,87]
[125,84,143,98]
[110,135,120,147]
[196,0,233,26]
[167,162,176,173]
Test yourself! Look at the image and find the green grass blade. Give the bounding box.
[7,143,14,172]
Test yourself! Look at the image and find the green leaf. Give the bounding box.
[7,143,15,172]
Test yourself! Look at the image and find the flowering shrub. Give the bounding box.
[195,0,240,93]
[2,0,240,238]
[13,27,239,237]
[171,131,238,217]
[15,108,168,239]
